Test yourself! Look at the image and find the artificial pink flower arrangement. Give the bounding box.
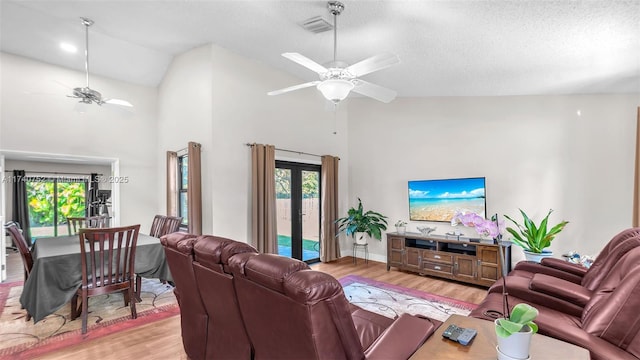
[451,210,504,238]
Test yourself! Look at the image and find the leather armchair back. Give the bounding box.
[229,253,365,360]
[160,232,207,360]
[593,227,640,263]
[581,237,640,290]
[582,263,640,358]
[192,235,257,360]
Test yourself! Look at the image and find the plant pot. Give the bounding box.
[354,232,369,245]
[523,249,553,263]
[395,226,406,234]
[495,320,533,360]
[496,345,530,360]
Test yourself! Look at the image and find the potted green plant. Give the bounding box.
[504,209,569,262]
[495,303,539,360]
[336,198,388,244]
[394,220,407,234]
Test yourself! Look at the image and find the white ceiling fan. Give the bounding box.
[68,17,133,108]
[267,1,400,104]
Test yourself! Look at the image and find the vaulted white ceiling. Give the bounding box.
[1,0,639,97]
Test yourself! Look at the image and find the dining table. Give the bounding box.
[20,233,172,323]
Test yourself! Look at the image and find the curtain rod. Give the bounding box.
[245,143,322,158]
[4,170,102,176]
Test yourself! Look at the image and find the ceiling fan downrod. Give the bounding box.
[80,17,94,90]
[328,1,344,64]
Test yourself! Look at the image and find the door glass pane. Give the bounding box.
[27,180,55,238]
[301,170,320,261]
[275,168,292,258]
[57,181,86,235]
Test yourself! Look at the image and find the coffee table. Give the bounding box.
[409,314,590,360]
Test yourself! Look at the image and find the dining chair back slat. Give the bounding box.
[162,216,183,236]
[71,225,140,333]
[150,215,167,237]
[67,215,108,235]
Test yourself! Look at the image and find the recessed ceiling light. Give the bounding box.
[60,42,77,53]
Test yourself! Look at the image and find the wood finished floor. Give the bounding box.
[3,250,488,359]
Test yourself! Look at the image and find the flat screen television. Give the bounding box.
[408,177,486,222]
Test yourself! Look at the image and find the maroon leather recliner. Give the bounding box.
[510,227,640,283]
[487,237,640,316]
[471,262,640,359]
[227,252,438,360]
[192,235,258,360]
[160,232,207,360]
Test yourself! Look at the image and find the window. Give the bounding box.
[26,176,87,238]
[178,154,188,227]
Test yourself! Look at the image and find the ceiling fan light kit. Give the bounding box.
[268,1,399,104]
[317,79,354,103]
[67,17,133,108]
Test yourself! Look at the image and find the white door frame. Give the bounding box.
[1,155,6,281]
[0,150,120,282]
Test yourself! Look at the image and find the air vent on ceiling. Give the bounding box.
[299,16,333,33]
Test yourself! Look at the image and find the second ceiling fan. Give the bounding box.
[268,1,400,104]
[68,17,133,108]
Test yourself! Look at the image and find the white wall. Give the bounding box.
[0,52,159,231]
[157,44,214,232]
[157,43,349,244]
[4,48,638,268]
[347,95,640,263]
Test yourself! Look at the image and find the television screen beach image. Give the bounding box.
[408,177,486,222]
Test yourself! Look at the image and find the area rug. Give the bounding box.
[339,275,477,322]
[0,278,180,359]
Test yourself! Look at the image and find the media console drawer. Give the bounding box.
[421,251,452,264]
[386,232,511,287]
[422,261,453,274]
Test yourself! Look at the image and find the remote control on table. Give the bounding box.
[456,328,477,345]
[442,324,477,346]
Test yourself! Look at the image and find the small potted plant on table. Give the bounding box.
[394,220,407,234]
[495,303,539,360]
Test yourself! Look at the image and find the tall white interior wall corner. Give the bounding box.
[157,44,215,234]
[346,95,639,264]
[0,52,159,232]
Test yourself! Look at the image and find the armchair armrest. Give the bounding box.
[530,273,592,307]
[541,258,588,277]
[513,261,583,284]
[364,313,437,360]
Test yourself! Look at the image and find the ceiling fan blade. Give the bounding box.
[346,53,400,77]
[104,98,133,107]
[53,80,74,90]
[282,53,328,74]
[268,81,321,96]
[352,80,397,103]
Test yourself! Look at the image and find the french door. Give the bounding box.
[275,161,321,263]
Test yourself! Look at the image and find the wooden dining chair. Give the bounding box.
[160,216,183,236]
[4,222,34,321]
[87,215,109,228]
[135,215,182,300]
[149,215,167,237]
[67,215,107,235]
[70,224,141,334]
